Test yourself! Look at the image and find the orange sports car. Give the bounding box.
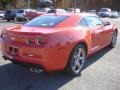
[1,13,118,76]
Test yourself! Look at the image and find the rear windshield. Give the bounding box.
[24,15,68,27]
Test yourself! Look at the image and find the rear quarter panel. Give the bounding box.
[44,27,91,70]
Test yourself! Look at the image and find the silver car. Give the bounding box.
[110,11,119,18]
[98,8,111,17]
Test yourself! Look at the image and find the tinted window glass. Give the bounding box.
[25,15,68,27]
[100,8,111,12]
[17,10,24,13]
[100,9,108,12]
[11,11,16,14]
[80,18,88,26]
[85,16,103,27]
[5,10,11,14]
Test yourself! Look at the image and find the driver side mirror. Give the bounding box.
[104,22,110,26]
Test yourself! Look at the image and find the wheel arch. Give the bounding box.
[75,41,88,55]
[66,41,88,64]
[65,41,88,75]
[68,41,88,61]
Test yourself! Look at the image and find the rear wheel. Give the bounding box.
[109,31,117,48]
[65,44,86,76]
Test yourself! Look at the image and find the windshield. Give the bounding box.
[100,8,110,12]
[17,10,24,13]
[24,15,68,27]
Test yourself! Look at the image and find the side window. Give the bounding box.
[79,18,88,27]
[85,16,104,27]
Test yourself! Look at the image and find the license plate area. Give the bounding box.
[9,46,18,55]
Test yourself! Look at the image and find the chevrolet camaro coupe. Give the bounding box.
[1,13,118,76]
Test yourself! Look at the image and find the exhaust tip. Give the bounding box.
[29,67,43,73]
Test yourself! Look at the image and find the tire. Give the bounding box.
[0,17,3,21]
[11,61,17,64]
[65,44,86,76]
[17,18,21,22]
[7,19,10,22]
[12,18,16,21]
[109,31,117,48]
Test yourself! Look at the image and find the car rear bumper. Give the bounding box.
[25,17,33,20]
[99,13,110,17]
[16,17,26,21]
[2,55,43,70]
[110,15,118,18]
[1,39,69,71]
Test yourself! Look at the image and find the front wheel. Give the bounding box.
[65,44,86,76]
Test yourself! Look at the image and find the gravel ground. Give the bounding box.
[0,18,120,90]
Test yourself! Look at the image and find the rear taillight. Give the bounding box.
[36,37,48,45]
[26,38,36,45]
[26,36,48,45]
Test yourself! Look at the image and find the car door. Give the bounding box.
[94,17,113,46]
[85,16,105,52]
[100,22,113,45]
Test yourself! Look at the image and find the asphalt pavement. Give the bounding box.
[0,18,120,90]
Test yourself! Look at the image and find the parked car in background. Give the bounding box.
[0,11,5,21]
[67,8,80,13]
[25,8,53,21]
[118,12,120,15]
[4,10,18,21]
[47,9,66,14]
[25,10,45,21]
[87,10,97,14]
[16,9,35,22]
[36,8,51,12]
[1,13,118,76]
[110,11,119,18]
[98,8,111,17]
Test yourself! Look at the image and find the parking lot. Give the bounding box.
[0,18,120,90]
